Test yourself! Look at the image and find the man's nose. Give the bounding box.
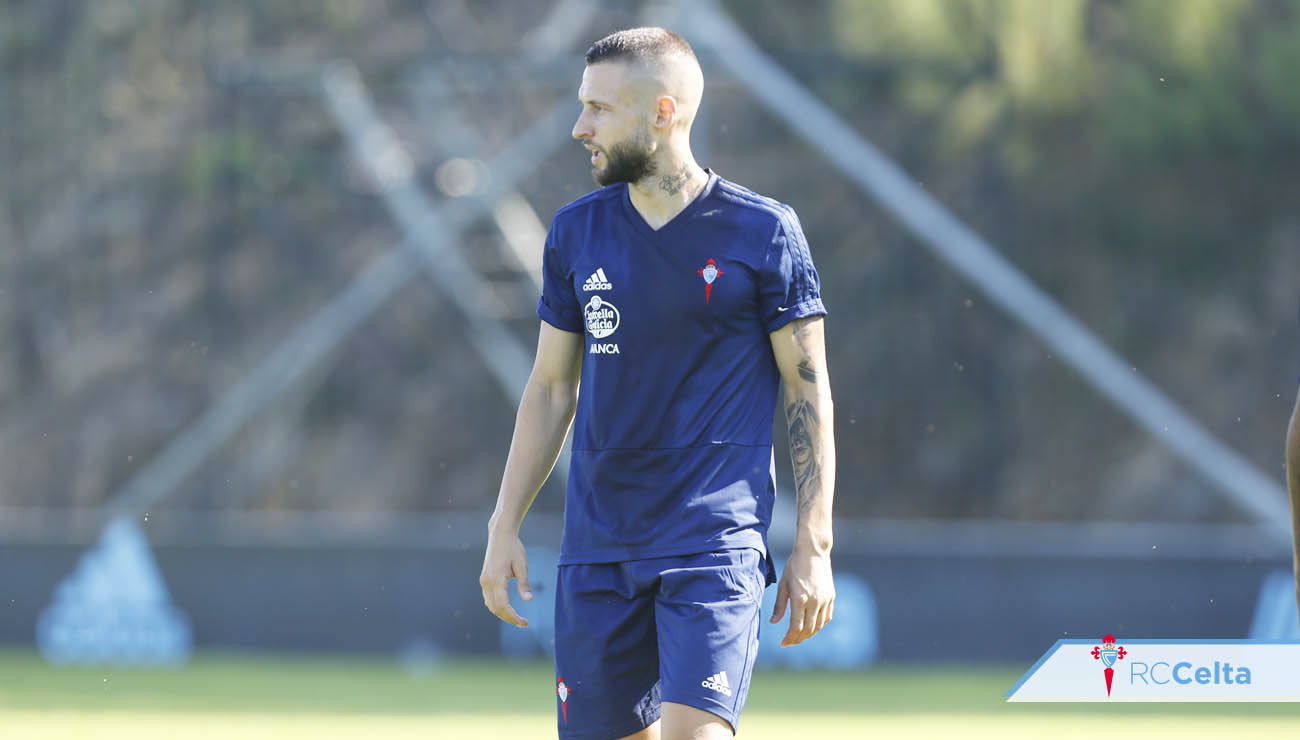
[572,112,592,140]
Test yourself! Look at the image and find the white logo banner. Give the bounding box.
[1007,639,1300,702]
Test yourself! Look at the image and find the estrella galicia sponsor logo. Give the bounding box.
[583,295,619,339]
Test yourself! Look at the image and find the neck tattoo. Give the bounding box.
[657,166,691,196]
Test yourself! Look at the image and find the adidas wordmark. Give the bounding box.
[582,268,613,291]
[701,671,732,696]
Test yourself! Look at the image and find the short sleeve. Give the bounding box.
[536,223,584,333]
[758,207,827,332]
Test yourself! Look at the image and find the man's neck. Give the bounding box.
[627,151,707,231]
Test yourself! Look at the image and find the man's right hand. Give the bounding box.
[480,532,533,628]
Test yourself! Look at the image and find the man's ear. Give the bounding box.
[655,95,678,129]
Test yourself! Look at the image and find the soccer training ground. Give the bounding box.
[1,650,1296,739]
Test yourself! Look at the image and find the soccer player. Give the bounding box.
[480,27,835,739]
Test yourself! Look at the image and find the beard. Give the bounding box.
[591,121,656,187]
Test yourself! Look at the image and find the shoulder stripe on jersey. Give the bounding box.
[714,179,789,219]
[552,183,623,221]
[715,179,817,308]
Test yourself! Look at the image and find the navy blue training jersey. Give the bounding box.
[537,170,826,565]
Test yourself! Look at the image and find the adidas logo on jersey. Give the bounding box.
[582,268,613,291]
[701,671,732,696]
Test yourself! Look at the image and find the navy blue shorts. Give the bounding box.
[553,548,767,739]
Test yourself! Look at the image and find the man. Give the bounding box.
[480,27,835,740]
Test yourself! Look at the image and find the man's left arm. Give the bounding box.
[769,315,836,647]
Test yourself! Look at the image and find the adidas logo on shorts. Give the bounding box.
[701,670,732,696]
[582,268,613,291]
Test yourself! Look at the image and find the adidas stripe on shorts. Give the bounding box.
[553,548,767,739]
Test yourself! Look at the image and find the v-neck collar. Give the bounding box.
[619,169,719,239]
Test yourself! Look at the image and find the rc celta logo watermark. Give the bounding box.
[1129,658,1252,687]
[1006,637,1299,701]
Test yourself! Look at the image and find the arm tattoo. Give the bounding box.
[786,396,822,516]
[796,360,819,383]
[790,320,822,383]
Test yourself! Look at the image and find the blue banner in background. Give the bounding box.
[36,517,192,667]
[2,540,1285,662]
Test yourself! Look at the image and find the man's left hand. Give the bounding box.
[770,548,835,647]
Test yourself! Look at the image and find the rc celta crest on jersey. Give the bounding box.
[583,294,620,339]
[697,258,723,303]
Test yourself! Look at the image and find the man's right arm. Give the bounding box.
[1287,387,1300,626]
[480,321,583,628]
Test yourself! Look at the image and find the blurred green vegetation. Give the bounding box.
[738,0,1300,274]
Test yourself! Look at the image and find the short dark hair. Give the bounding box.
[584,27,697,68]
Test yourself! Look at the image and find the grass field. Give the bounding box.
[1,650,1297,739]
